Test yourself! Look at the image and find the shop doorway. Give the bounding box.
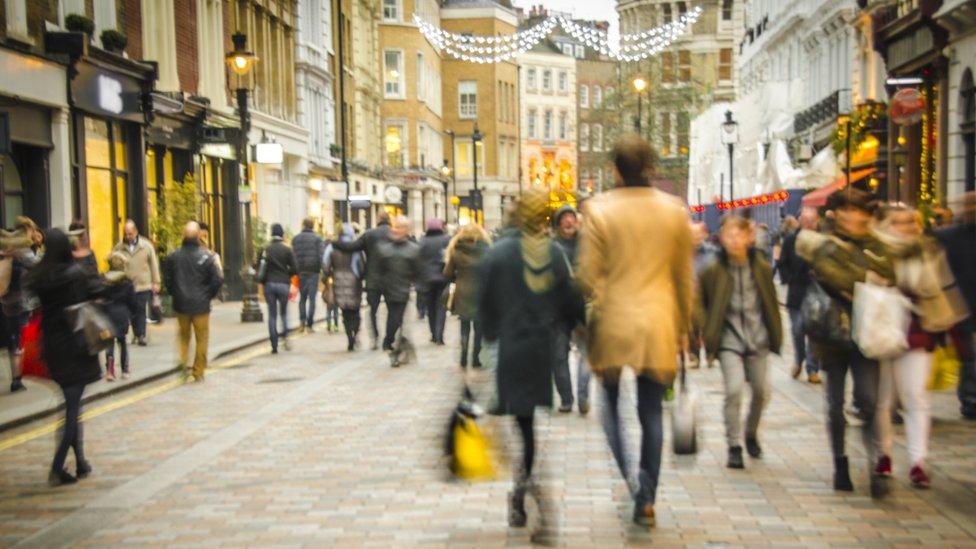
[0,143,50,229]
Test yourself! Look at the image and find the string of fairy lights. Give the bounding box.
[412,6,703,64]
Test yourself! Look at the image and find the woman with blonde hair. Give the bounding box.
[444,223,491,368]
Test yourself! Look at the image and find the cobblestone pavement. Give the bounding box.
[0,312,974,547]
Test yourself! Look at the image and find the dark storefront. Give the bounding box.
[0,101,53,229]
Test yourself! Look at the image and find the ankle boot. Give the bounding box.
[508,478,529,527]
[834,456,853,491]
[105,356,116,381]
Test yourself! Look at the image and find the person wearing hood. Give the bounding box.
[444,223,491,368]
[551,204,590,414]
[103,251,138,381]
[333,211,392,350]
[162,222,224,382]
[418,219,451,345]
[324,223,366,351]
[257,223,299,354]
[26,229,105,486]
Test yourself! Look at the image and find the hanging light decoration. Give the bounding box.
[413,5,702,64]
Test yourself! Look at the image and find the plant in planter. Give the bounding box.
[329,144,341,157]
[100,29,127,54]
[65,14,95,37]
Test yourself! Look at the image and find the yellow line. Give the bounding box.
[0,345,271,452]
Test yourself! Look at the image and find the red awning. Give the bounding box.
[801,168,875,207]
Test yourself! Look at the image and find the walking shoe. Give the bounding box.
[121,369,130,380]
[558,404,573,414]
[10,378,25,392]
[192,373,205,383]
[962,408,976,420]
[745,436,762,458]
[48,469,77,487]
[76,461,92,480]
[791,363,802,379]
[579,402,590,415]
[632,503,656,527]
[808,372,822,384]
[910,464,931,488]
[137,336,148,347]
[179,367,191,383]
[508,480,528,528]
[283,338,291,351]
[105,357,116,381]
[727,446,745,469]
[833,457,853,491]
[299,326,308,335]
[271,347,278,355]
[874,455,892,477]
[870,473,889,499]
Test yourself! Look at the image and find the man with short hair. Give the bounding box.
[113,220,160,346]
[333,211,392,349]
[162,222,223,382]
[376,216,420,357]
[291,217,325,333]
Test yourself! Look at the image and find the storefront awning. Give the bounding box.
[801,168,874,207]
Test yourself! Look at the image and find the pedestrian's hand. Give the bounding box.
[152,284,160,293]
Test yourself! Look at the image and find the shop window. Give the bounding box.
[0,155,25,227]
[198,157,225,259]
[84,117,129,270]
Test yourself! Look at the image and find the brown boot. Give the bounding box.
[808,372,822,384]
[790,363,802,379]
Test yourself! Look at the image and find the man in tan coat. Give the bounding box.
[113,220,161,346]
[578,134,694,527]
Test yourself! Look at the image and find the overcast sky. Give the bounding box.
[511,0,620,44]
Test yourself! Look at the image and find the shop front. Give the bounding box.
[68,51,155,269]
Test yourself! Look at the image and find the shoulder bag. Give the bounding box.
[65,301,115,355]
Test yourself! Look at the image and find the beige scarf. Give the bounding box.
[517,188,554,294]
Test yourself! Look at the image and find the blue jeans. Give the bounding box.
[553,330,591,407]
[788,307,819,375]
[264,282,291,350]
[298,273,319,328]
[601,373,666,505]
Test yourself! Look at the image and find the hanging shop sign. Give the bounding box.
[254,142,284,164]
[890,88,926,126]
[384,186,403,204]
[71,62,145,123]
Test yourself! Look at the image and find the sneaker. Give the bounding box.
[808,372,822,384]
[727,446,745,469]
[632,502,656,527]
[558,404,573,414]
[137,336,148,347]
[76,461,92,480]
[874,455,892,477]
[579,402,590,415]
[791,363,802,379]
[121,370,130,380]
[283,338,291,351]
[48,469,77,487]
[909,464,931,488]
[870,473,889,499]
[508,481,528,528]
[745,436,762,458]
[10,378,25,392]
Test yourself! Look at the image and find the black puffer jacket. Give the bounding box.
[258,238,299,285]
[332,222,391,291]
[103,275,136,338]
[418,230,451,286]
[162,240,223,316]
[377,239,420,303]
[291,229,324,274]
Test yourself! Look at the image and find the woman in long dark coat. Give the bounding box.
[479,188,584,530]
[325,223,365,351]
[27,229,104,486]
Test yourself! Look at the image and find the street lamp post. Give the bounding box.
[471,123,483,225]
[837,89,853,198]
[440,160,451,223]
[226,32,262,323]
[445,130,457,223]
[721,110,739,201]
[632,76,648,134]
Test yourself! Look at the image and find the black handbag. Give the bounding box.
[65,301,115,355]
[801,280,853,349]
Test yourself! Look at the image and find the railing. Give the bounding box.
[794,90,841,134]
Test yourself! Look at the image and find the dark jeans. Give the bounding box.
[298,273,319,328]
[105,337,129,372]
[341,307,361,346]
[459,317,482,367]
[132,290,152,338]
[959,331,976,416]
[264,282,291,351]
[601,373,666,505]
[52,383,86,473]
[553,329,591,407]
[416,287,426,319]
[822,349,880,462]
[327,304,339,326]
[4,311,28,380]
[366,289,383,341]
[788,307,819,375]
[423,281,448,343]
[384,301,408,350]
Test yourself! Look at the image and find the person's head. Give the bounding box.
[107,250,129,272]
[780,215,799,235]
[611,133,654,187]
[553,207,578,240]
[798,207,819,231]
[37,228,72,268]
[377,211,392,226]
[827,189,875,238]
[875,202,922,238]
[691,221,708,247]
[15,216,42,246]
[123,219,139,242]
[719,215,754,263]
[455,222,490,244]
[302,217,315,231]
[425,218,444,235]
[183,221,201,243]
[517,188,550,235]
[68,219,89,248]
[390,216,411,241]
[271,223,284,239]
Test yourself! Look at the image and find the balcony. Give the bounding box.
[794,90,841,135]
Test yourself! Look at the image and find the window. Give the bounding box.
[606,86,615,100]
[558,71,567,92]
[528,109,537,138]
[561,43,573,56]
[455,140,484,177]
[543,109,553,139]
[679,50,691,82]
[575,45,585,58]
[677,1,687,18]
[542,70,552,91]
[384,50,404,98]
[416,53,425,103]
[527,68,537,90]
[659,113,672,156]
[580,85,589,107]
[383,0,399,21]
[580,123,589,151]
[558,111,567,140]
[662,3,672,23]
[384,123,406,167]
[677,112,689,155]
[722,0,733,21]
[593,86,602,107]
[662,52,675,84]
[593,124,603,151]
[458,81,477,118]
[719,48,733,81]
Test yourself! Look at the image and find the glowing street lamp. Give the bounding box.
[632,76,648,133]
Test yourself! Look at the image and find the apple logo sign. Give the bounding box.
[97,75,124,114]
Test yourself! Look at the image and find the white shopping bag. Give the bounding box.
[852,282,912,360]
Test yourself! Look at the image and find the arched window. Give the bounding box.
[961,68,975,192]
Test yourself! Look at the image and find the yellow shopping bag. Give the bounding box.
[928,344,961,391]
[452,415,495,480]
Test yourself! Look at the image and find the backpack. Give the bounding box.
[801,279,853,349]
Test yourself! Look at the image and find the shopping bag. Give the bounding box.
[671,353,699,455]
[928,344,961,391]
[19,314,49,379]
[445,387,495,481]
[851,282,912,360]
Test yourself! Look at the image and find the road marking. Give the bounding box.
[0,346,269,453]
